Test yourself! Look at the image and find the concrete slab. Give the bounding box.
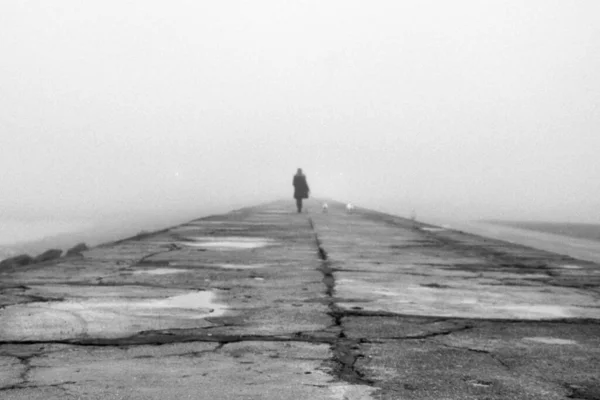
[1,199,598,399]
[334,271,599,319]
[0,342,374,400]
[0,286,226,340]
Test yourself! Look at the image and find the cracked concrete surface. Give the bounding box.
[0,199,599,399]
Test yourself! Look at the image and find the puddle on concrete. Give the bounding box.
[47,291,227,317]
[132,268,188,275]
[494,304,569,318]
[0,288,228,341]
[215,263,269,269]
[466,380,492,388]
[335,278,598,319]
[421,227,446,232]
[184,241,270,249]
[523,337,578,345]
[148,292,225,312]
[180,236,274,249]
[561,265,583,269]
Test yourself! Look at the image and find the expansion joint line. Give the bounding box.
[308,217,373,386]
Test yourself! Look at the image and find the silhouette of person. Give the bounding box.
[293,168,310,213]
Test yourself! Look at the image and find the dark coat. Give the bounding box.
[293,174,310,199]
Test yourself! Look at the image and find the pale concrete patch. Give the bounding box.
[481,271,550,281]
[336,274,599,319]
[132,268,188,275]
[181,236,275,249]
[0,287,228,341]
[329,384,377,399]
[215,263,270,269]
[497,305,570,319]
[0,356,24,388]
[11,341,374,400]
[523,337,578,345]
[17,284,184,299]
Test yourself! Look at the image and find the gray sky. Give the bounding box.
[1,0,599,224]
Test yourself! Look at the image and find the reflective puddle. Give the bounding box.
[335,278,597,319]
[495,304,569,318]
[180,236,274,249]
[0,287,228,341]
[215,263,270,269]
[133,268,188,275]
[524,337,578,345]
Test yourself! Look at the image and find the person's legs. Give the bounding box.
[295,198,302,213]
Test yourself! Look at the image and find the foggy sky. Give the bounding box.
[2,1,599,224]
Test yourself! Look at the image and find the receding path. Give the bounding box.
[0,200,599,399]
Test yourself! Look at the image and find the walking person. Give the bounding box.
[293,168,310,213]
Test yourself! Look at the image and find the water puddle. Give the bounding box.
[0,288,228,341]
[523,337,578,345]
[180,236,274,250]
[132,268,188,275]
[561,265,583,269]
[215,263,269,269]
[149,292,225,312]
[421,227,446,232]
[335,278,596,319]
[496,304,569,318]
[53,290,228,316]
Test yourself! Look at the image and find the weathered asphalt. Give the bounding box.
[0,199,599,399]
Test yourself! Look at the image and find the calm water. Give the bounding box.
[0,219,93,259]
[428,218,600,265]
[0,210,210,261]
[486,221,600,243]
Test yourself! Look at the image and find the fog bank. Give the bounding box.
[2,1,599,227]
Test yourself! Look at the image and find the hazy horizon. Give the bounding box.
[2,0,599,237]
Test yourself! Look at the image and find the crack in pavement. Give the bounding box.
[0,381,78,396]
[0,333,334,348]
[564,383,600,400]
[0,352,41,393]
[134,245,182,267]
[309,216,374,386]
[332,309,600,325]
[4,208,597,397]
[379,324,474,340]
[434,342,511,370]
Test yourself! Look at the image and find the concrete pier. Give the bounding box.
[1,200,599,399]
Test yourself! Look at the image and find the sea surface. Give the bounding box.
[0,215,189,261]
[484,221,600,243]
[0,219,92,259]
[0,205,229,261]
[427,218,600,265]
